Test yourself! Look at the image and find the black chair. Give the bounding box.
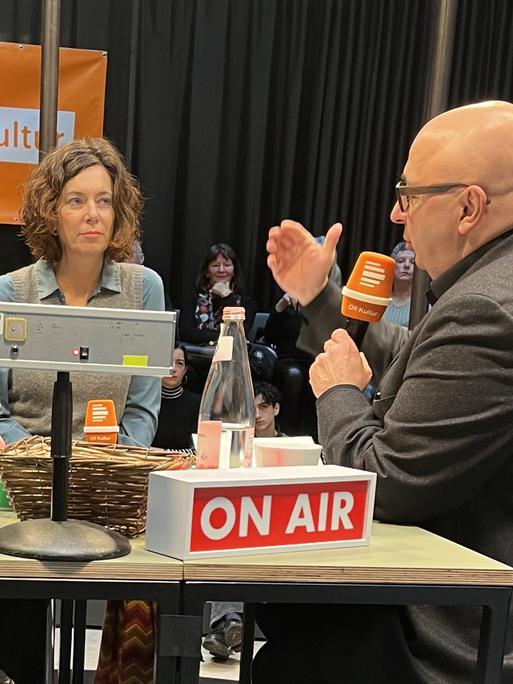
[248,343,277,383]
[247,312,270,343]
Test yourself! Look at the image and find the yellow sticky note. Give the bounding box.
[122,355,149,367]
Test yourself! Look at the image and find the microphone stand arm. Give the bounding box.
[51,371,71,522]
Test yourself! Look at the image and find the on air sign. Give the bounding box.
[146,465,376,559]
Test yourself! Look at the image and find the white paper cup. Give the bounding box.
[253,442,323,467]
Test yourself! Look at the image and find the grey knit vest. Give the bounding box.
[8,261,143,439]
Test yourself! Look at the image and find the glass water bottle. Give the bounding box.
[196,306,255,468]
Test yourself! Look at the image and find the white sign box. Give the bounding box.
[145,465,376,559]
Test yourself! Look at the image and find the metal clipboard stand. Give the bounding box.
[0,301,176,561]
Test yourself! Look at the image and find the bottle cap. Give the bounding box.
[222,306,245,320]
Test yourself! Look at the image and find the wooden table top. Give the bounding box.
[0,512,510,588]
[0,511,182,581]
[183,521,513,586]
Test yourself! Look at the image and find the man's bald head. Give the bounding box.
[410,101,513,196]
[393,101,513,277]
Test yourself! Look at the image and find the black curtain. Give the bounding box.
[134,0,435,308]
[449,0,513,106]
[1,0,513,311]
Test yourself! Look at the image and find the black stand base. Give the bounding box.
[0,518,131,561]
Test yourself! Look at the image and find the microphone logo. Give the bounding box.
[341,251,395,323]
[359,257,389,290]
[90,403,110,423]
[84,399,119,444]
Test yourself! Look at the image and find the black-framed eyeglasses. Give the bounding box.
[395,181,474,213]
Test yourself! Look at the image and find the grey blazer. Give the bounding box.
[298,231,513,682]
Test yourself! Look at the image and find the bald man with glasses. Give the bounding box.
[253,101,513,684]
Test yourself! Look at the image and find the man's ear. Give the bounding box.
[274,403,280,416]
[458,185,488,235]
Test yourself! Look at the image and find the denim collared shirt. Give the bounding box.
[0,259,165,447]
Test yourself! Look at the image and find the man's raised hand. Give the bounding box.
[266,219,343,305]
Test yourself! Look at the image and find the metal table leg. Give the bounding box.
[72,600,87,684]
[155,588,197,684]
[58,599,73,684]
[239,603,255,684]
[475,588,512,684]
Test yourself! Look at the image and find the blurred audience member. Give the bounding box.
[128,238,145,265]
[127,238,174,309]
[383,241,415,328]
[152,345,200,450]
[179,243,256,391]
[179,243,256,345]
[254,381,284,437]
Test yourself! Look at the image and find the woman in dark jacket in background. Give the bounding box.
[179,243,256,345]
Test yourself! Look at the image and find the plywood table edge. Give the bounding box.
[182,565,513,586]
[0,561,184,581]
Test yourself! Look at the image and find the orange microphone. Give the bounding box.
[84,400,119,445]
[341,251,395,347]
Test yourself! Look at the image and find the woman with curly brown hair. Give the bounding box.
[0,137,165,447]
[0,138,165,682]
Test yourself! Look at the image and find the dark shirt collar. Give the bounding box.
[426,228,513,305]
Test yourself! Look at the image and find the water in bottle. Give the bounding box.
[196,307,255,468]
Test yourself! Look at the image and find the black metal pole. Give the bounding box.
[39,0,61,159]
[408,0,458,329]
[124,0,141,170]
[51,372,72,522]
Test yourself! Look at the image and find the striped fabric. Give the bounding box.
[382,302,410,328]
[94,600,156,684]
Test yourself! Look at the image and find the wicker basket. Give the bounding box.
[0,435,195,538]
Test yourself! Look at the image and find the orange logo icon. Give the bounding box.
[84,400,119,445]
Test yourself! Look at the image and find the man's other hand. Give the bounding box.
[309,328,372,398]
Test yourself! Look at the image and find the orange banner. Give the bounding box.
[0,42,107,225]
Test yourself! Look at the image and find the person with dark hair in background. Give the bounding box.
[255,100,513,684]
[179,243,257,392]
[179,242,256,345]
[152,344,200,450]
[254,380,284,437]
[0,138,165,682]
[382,240,415,327]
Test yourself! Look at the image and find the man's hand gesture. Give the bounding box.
[266,219,342,305]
